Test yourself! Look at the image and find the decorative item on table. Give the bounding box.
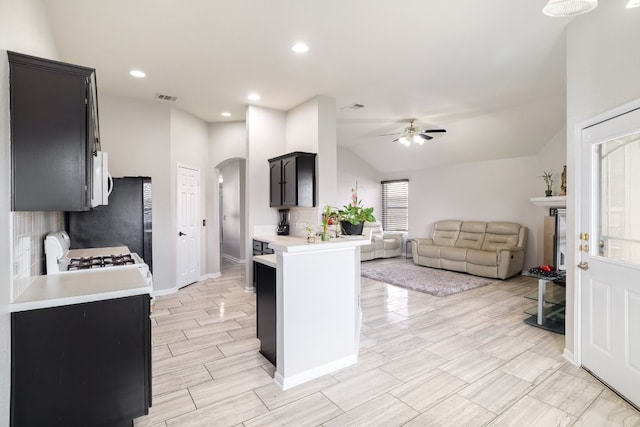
[305,224,315,243]
[321,205,337,241]
[540,170,554,197]
[559,165,567,196]
[337,181,376,235]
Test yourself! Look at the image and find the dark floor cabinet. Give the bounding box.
[8,51,98,211]
[11,295,152,427]
[255,261,276,366]
[269,152,316,207]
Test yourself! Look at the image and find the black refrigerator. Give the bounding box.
[67,176,153,272]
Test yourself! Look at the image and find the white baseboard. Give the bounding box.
[200,272,222,280]
[152,286,178,298]
[563,348,577,365]
[222,254,246,264]
[273,355,357,390]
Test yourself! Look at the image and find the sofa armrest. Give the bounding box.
[413,238,434,246]
[497,246,522,253]
[382,232,403,242]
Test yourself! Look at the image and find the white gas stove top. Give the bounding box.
[45,232,151,286]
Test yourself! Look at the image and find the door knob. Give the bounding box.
[578,261,589,270]
[178,231,187,237]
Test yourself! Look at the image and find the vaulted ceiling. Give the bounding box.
[43,0,570,173]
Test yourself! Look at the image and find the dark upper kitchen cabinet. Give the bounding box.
[268,152,316,207]
[9,51,98,211]
[11,294,151,427]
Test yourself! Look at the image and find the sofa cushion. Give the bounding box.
[455,221,487,249]
[487,222,521,235]
[441,246,467,261]
[432,220,462,247]
[467,249,497,266]
[481,222,521,251]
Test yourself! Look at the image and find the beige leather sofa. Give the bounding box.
[360,222,403,261]
[411,220,527,279]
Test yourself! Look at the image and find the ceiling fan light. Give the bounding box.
[543,0,597,16]
[627,0,640,8]
[413,135,425,145]
[398,136,410,146]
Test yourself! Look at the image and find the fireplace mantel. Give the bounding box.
[530,196,566,208]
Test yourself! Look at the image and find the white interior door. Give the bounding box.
[177,165,200,288]
[579,106,640,408]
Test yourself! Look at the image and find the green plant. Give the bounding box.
[304,224,314,236]
[322,204,337,234]
[337,182,376,225]
[540,170,554,191]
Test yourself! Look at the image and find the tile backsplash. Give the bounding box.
[11,211,64,300]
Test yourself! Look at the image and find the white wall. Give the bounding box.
[0,0,60,423]
[383,156,541,270]
[286,95,337,233]
[170,107,210,281]
[220,159,244,261]
[246,105,287,285]
[286,98,319,153]
[209,121,247,275]
[337,148,381,217]
[316,96,338,210]
[209,121,247,162]
[564,2,640,358]
[98,93,174,291]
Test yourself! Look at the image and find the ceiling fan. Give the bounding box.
[383,119,446,146]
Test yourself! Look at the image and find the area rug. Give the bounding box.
[360,258,496,297]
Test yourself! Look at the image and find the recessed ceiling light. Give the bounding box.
[221,112,232,117]
[292,42,309,53]
[129,69,146,78]
[248,93,260,101]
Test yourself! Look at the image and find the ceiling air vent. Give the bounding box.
[341,103,365,110]
[155,93,178,102]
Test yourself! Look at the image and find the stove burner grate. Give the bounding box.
[67,254,136,271]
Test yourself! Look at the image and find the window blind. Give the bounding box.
[381,179,408,232]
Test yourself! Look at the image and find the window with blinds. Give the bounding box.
[381,179,408,232]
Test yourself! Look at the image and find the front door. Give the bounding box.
[579,106,640,407]
[177,165,200,288]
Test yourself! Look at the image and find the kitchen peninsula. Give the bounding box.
[252,234,369,390]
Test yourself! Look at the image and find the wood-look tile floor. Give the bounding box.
[134,259,640,426]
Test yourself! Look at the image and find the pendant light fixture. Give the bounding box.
[543,0,598,17]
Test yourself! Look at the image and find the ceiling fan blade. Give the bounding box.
[418,134,434,140]
[379,131,402,136]
[391,137,401,142]
[421,129,446,133]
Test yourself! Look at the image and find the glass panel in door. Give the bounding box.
[598,133,640,265]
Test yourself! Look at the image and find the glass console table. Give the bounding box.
[522,270,566,334]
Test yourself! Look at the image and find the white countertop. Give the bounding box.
[253,254,277,268]
[11,267,151,312]
[253,234,370,253]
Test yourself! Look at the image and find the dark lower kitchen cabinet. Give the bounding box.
[255,261,276,366]
[269,152,316,207]
[11,294,151,427]
[8,51,98,211]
